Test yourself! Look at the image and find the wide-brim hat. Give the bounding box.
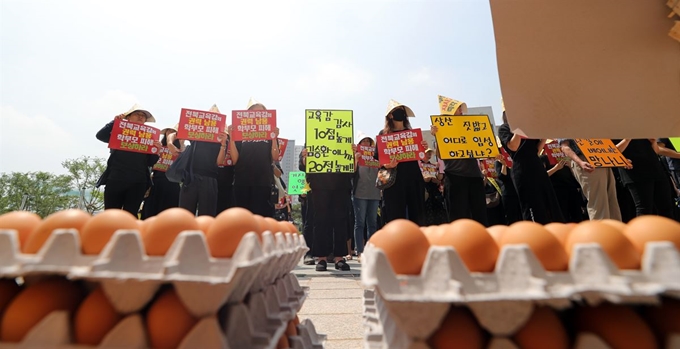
[425,148,435,153]
[356,131,374,145]
[123,103,155,123]
[160,126,177,135]
[209,104,221,113]
[385,99,415,118]
[437,95,468,115]
[247,97,266,110]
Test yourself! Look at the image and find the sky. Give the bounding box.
[0,0,503,174]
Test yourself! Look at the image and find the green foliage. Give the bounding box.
[61,156,106,214]
[290,201,303,232]
[0,172,78,218]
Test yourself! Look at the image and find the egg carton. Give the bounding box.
[361,242,680,340]
[0,275,325,349]
[0,228,308,317]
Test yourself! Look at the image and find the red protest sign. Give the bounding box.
[357,145,379,168]
[500,147,513,168]
[231,110,277,141]
[479,158,498,178]
[419,161,438,178]
[377,129,425,165]
[152,147,178,172]
[543,140,569,166]
[108,119,160,155]
[176,108,226,143]
[277,138,289,162]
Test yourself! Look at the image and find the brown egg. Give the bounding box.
[276,334,290,349]
[575,303,656,349]
[513,307,569,349]
[428,306,485,349]
[264,217,281,233]
[286,319,298,336]
[284,221,299,234]
[0,279,21,314]
[0,211,41,248]
[499,221,568,271]
[624,215,680,254]
[206,208,259,258]
[369,219,430,275]
[1,278,84,342]
[80,209,139,255]
[195,216,215,234]
[146,288,198,349]
[486,225,507,245]
[22,210,91,254]
[143,208,199,256]
[253,215,267,236]
[566,221,640,269]
[643,298,680,347]
[601,219,627,231]
[544,223,574,246]
[139,216,156,236]
[73,286,123,345]
[427,220,498,272]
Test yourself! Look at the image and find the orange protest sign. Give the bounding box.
[574,139,628,168]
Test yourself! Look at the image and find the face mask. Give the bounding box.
[392,108,407,122]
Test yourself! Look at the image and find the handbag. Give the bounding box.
[375,167,397,190]
[486,177,502,208]
[166,144,196,184]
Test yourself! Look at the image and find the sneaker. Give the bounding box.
[303,255,315,265]
[335,260,350,271]
[316,260,328,272]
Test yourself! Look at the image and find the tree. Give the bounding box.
[61,156,106,214]
[0,172,78,218]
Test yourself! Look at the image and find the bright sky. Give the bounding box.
[0,0,502,174]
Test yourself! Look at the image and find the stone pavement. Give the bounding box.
[293,258,364,349]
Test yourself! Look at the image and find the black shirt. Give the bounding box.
[658,138,680,171]
[234,140,274,186]
[191,141,221,178]
[495,160,517,197]
[540,155,580,189]
[612,139,666,184]
[153,136,181,179]
[96,121,159,184]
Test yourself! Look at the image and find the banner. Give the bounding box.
[543,140,569,166]
[357,145,379,168]
[479,158,498,178]
[277,138,289,162]
[305,109,354,173]
[377,129,425,166]
[152,147,178,172]
[288,171,306,195]
[574,139,628,168]
[108,119,160,155]
[670,137,680,151]
[419,161,438,179]
[176,108,226,143]
[430,115,499,159]
[500,147,513,168]
[231,109,277,141]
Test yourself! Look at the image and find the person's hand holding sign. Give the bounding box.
[114,114,126,121]
[217,131,228,146]
[274,127,280,138]
[430,125,439,136]
[421,140,429,149]
[624,158,633,170]
[153,141,162,149]
[384,158,398,169]
[578,159,595,173]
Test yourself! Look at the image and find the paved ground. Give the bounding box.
[293,258,364,349]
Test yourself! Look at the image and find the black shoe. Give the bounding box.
[303,255,315,265]
[335,260,350,271]
[316,260,327,271]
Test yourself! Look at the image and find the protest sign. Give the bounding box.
[108,119,160,155]
[357,145,379,168]
[574,139,628,168]
[670,137,680,151]
[431,115,499,159]
[288,171,306,195]
[176,108,226,143]
[231,110,277,141]
[543,140,569,166]
[152,147,178,172]
[419,161,439,179]
[500,147,513,168]
[479,158,498,178]
[377,129,425,166]
[277,138,289,162]
[305,109,354,173]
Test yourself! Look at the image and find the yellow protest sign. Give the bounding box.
[574,139,629,168]
[305,109,354,173]
[431,115,500,159]
[438,95,468,115]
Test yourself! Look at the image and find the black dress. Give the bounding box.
[143,136,181,218]
[540,155,586,223]
[495,161,522,224]
[498,124,565,224]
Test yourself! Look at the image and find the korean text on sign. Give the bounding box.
[430,115,499,160]
[357,145,379,168]
[305,110,354,173]
[574,139,628,168]
[108,119,160,155]
[176,108,226,143]
[231,110,277,141]
[152,147,178,172]
[277,138,289,162]
[288,171,306,195]
[479,158,498,178]
[543,140,569,166]
[377,129,425,165]
[419,162,438,179]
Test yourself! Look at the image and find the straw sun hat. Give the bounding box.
[123,103,155,123]
[385,99,415,118]
[437,95,468,116]
[247,97,266,110]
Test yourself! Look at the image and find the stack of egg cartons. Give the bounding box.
[361,219,680,349]
[0,210,325,349]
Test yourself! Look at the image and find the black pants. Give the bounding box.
[104,180,147,217]
[217,183,234,215]
[502,194,522,224]
[626,179,674,219]
[179,174,218,217]
[233,185,274,218]
[382,174,425,226]
[445,175,488,226]
[553,186,586,223]
[302,195,314,254]
[311,189,350,258]
[144,175,180,218]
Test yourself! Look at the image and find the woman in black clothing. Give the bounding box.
[144,126,182,218]
[216,134,235,215]
[498,112,565,224]
[96,106,161,217]
[374,100,428,226]
[613,139,675,218]
[495,158,522,224]
[540,155,587,223]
